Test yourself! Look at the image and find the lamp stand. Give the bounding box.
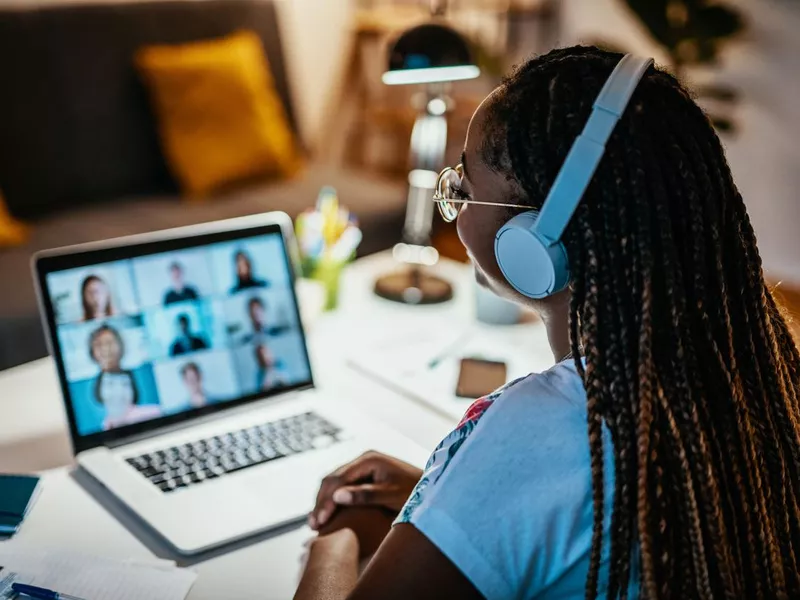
[374,264,453,305]
[374,89,454,305]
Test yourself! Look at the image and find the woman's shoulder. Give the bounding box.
[397,360,587,523]
[466,359,586,426]
[395,360,602,599]
[449,358,586,452]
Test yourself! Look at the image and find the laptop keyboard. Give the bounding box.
[126,412,341,493]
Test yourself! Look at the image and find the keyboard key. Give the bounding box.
[287,439,310,453]
[127,456,148,471]
[133,412,341,491]
[279,439,296,454]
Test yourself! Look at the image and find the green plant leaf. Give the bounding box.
[695,5,745,39]
[709,114,735,133]
[622,0,674,50]
[622,0,745,65]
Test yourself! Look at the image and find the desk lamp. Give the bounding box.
[373,3,479,305]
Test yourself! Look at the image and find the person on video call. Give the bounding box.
[169,313,208,356]
[254,343,288,391]
[180,362,209,409]
[95,371,161,431]
[89,323,125,373]
[243,297,287,345]
[163,262,199,305]
[81,274,116,321]
[89,325,160,430]
[230,250,268,294]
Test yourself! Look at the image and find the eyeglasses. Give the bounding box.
[433,164,529,223]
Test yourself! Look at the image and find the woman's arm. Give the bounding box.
[294,519,484,600]
[294,529,360,600]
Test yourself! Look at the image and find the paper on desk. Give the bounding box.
[347,320,555,421]
[0,568,21,598]
[0,541,196,600]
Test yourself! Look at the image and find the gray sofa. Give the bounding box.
[0,0,406,371]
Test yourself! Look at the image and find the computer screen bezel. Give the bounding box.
[33,215,315,455]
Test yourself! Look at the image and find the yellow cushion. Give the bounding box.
[135,30,302,197]
[0,191,28,247]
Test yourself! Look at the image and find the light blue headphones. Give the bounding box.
[494,54,654,299]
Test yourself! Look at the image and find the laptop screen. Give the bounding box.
[37,222,313,450]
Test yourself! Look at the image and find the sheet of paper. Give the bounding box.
[0,542,196,600]
[347,320,555,421]
[0,568,21,599]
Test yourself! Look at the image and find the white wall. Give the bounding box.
[275,0,355,151]
[562,0,800,284]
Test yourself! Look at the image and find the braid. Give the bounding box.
[483,45,800,599]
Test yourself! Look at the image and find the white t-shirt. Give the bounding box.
[395,360,638,599]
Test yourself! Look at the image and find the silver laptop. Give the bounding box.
[33,212,424,555]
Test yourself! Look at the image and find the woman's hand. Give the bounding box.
[318,506,395,560]
[309,451,423,530]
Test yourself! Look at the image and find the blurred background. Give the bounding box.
[0,0,798,371]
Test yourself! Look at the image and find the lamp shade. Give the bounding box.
[382,23,480,86]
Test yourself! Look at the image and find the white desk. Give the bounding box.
[0,253,483,599]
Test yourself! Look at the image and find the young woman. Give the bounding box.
[231,250,268,293]
[296,47,800,600]
[89,325,161,430]
[88,324,125,373]
[180,362,209,409]
[254,343,288,391]
[95,370,161,430]
[81,274,116,321]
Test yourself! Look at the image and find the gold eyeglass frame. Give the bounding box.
[432,165,529,222]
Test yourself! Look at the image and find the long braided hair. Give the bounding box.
[482,46,800,599]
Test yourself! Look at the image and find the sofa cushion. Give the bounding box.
[136,30,302,196]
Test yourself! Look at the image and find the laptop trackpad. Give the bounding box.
[244,442,367,518]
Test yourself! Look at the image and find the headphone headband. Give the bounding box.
[494,54,654,300]
[532,55,654,244]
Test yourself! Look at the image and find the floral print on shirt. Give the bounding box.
[397,376,528,523]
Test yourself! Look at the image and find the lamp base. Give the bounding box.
[374,267,453,305]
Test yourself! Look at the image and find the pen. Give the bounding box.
[11,582,87,600]
[427,330,473,369]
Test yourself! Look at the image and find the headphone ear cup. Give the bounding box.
[495,211,570,299]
